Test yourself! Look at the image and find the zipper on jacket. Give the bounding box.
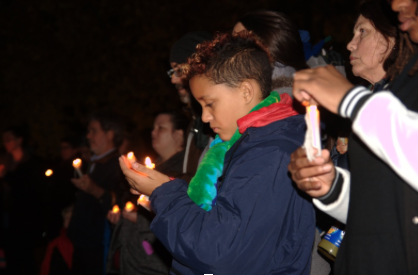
[217,133,250,191]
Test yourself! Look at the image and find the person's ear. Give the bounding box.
[173,129,184,148]
[240,80,255,104]
[106,130,115,146]
[16,137,23,147]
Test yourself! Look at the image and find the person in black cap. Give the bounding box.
[167,31,214,182]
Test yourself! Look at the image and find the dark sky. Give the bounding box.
[0,0,361,157]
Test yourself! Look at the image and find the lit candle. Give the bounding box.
[45,169,53,177]
[145,157,155,169]
[137,194,151,211]
[125,201,135,212]
[112,205,120,213]
[307,105,321,151]
[127,151,137,164]
[72,158,83,178]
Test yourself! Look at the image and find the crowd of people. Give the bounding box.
[0,0,417,274]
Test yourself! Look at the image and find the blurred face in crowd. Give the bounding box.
[60,142,78,161]
[391,0,418,42]
[86,120,115,156]
[190,75,261,141]
[170,62,190,104]
[2,131,22,153]
[347,15,395,84]
[151,114,183,158]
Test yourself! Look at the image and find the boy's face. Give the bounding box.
[190,75,258,141]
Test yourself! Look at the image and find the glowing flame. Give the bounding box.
[302,101,310,107]
[145,157,155,169]
[138,194,149,203]
[45,169,53,177]
[72,158,82,169]
[112,205,120,213]
[127,152,136,163]
[125,201,135,212]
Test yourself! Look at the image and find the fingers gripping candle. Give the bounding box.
[303,105,322,161]
[72,158,83,177]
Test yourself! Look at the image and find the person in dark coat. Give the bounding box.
[0,126,46,275]
[120,32,315,275]
[288,0,418,274]
[67,113,129,275]
[106,111,189,275]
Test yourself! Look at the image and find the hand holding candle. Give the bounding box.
[119,155,170,197]
[72,158,83,177]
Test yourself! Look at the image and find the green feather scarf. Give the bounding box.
[187,91,281,211]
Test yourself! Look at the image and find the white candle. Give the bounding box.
[72,158,83,177]
[307,105,321,151]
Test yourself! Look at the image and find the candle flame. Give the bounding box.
[72,158,82,168]
[137,194,149,204]
[45,169,53,177]
[127,152,136,161]
[112,205,120,213]
[302,101,310,107]
[145,157,155,169]
[125,201,135,212]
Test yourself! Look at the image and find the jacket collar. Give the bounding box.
[237,93,299,134]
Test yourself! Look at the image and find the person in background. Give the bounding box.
[233,11,330,274]
[329,0,399,166]
[67,113,129,275]
[288,0,418,273]
[0,126,46,274]
[168,31,214,181]
[48,136,81,240]
[106,111,188,275]
[233,10,308,96]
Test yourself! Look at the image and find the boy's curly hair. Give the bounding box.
[183,31,274,99]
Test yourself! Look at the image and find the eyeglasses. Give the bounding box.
[167,68,183,78]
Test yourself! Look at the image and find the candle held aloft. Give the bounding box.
[125,201,135,212]
[303,105,322,161]
[112,205,120,213]
[72,158,83,177]
[307,105,321,150]
[137,194,151,211]
[45,169,53,177]
[127,152,137,164]
[145,157,155,169]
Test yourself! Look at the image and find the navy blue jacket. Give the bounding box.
[150,115,315,275]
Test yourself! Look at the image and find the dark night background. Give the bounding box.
[0,0,362,158]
